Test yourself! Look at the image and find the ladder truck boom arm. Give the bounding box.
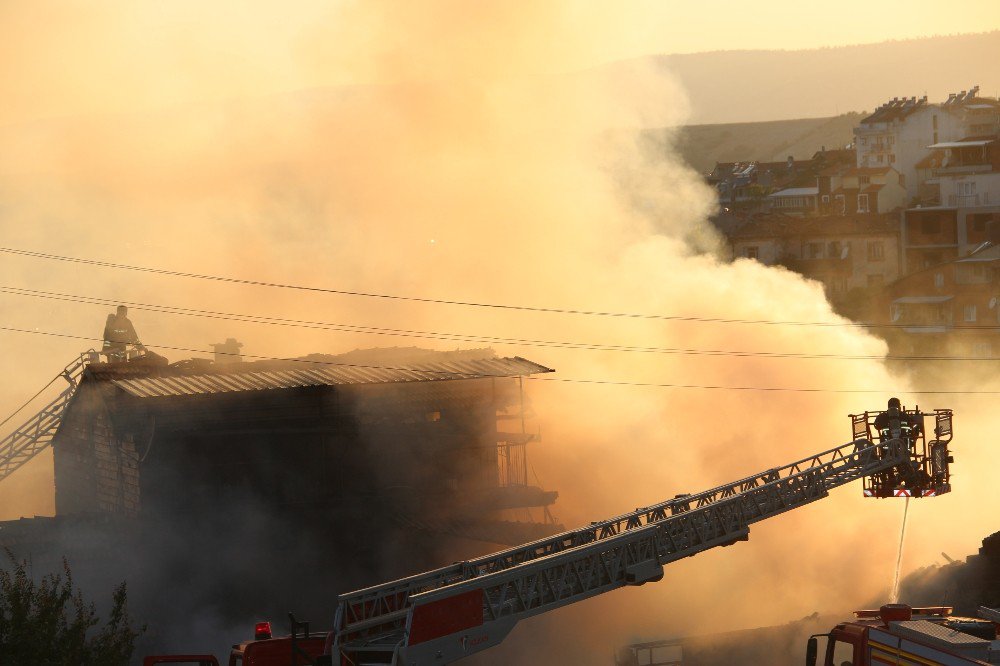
[332,433,935,665]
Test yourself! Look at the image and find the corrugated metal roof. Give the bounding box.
[111,356,553,399]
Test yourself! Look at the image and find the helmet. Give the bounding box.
[888,397,901,409]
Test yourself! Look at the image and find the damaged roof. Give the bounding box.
[111,356,554,399]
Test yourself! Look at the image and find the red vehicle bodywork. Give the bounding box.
[810,606,999,666]
[143,657,220,666]
[227,634,328,666]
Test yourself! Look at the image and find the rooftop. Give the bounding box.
[86,349,555,399]
[928,138,995,149]
[845,166,893,176]
[860,96,928,125]
[768,187,819,198]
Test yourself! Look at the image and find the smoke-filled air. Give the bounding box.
[0,2,997,664]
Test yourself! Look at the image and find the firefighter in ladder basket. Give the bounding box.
[874,397,920,442]
[873,397,928,492]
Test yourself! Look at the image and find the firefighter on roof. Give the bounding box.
[102,305,144,362]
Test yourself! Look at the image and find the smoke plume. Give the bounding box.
[0,2,994,663]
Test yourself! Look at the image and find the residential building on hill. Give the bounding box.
[879,242,1000,357]
[726,213,901,298]
[854,87,1000,201]
[830,166,907,215]
[902,132,1000,273]
[709,150,855,215]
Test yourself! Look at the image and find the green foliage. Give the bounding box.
[0,549,143,665]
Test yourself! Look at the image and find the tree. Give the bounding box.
[0,549,143,665]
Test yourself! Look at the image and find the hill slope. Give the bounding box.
[672,113,862,174]
[613,31,1000,124]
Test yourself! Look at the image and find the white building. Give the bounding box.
[854,87,1000,201]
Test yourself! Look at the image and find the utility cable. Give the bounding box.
[1,286,998,361]
[2,324,1000,394]
[0,371,63,430]
[0,246,984,331]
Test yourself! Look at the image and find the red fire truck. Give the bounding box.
[808,604,1000,666]
[144,619,326,666]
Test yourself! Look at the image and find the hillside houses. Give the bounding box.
[709,85,1000,357]
[730,214,900,302]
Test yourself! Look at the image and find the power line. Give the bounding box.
[0,370,63,430]
[2,324,999,394]
[1,285,998,362]
[0,245,977,331]
[0,326,501,379]
[527,376,1000,394]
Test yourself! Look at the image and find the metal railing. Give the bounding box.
[0,355,89,484]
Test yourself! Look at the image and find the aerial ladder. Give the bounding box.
[328,407,954,665]
[0,355,90,483]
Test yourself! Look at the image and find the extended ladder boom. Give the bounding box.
[332,435,928,664]
[0,356,87,483]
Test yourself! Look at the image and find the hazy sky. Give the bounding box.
[1,1,998,648]
[0,1,997,126]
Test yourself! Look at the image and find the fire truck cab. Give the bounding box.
[226,621,327,666]
[807,605,1000,666]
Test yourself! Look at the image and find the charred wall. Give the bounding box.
[53,382,140,517]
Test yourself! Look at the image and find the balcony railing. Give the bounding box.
[947,193,992,207]
[933,164,993,176]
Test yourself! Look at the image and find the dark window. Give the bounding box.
[867,241,885,261]
[971,215,989,233]
[921,217,942,234]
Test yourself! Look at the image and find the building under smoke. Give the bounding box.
[0,346,562,653]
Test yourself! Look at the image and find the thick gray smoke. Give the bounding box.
[0,3,990,664]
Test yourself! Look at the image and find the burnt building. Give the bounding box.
[49,347,560,545]
[0,346,562,654]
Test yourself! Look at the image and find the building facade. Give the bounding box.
[727,214,901,297]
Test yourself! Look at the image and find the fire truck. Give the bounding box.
[144,618,326,666]
[808,604,1000,665]
[150,405,955,665]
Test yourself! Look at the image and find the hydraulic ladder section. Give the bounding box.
[332,436,922,665]
[0,356,88,484]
